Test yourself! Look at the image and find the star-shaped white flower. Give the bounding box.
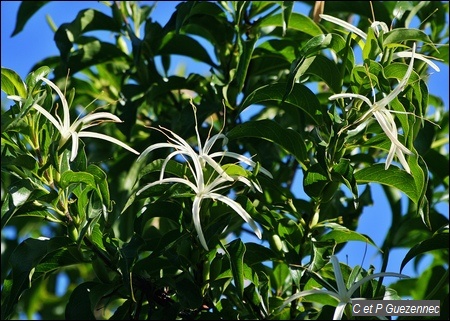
[277,255,409,320]
[137,167,263,250]
[138,104,272,183]
[319,14,440,72]
[137,104,272,250]
[9,77,140,162]
[329,43,418,173]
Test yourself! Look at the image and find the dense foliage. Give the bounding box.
[1,1,449,320]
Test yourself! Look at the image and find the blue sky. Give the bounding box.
[1,0,448,287]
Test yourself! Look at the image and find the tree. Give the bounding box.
[1,1,448,320]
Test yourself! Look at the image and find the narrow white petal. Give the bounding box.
[30,103,63,131]
[333,302,348,320]
[385,143,397,170]
[395,146,411,174]
[329,93,373,108]
[210,151,273,178]
[319,14,367,40]
[330,255,348,298]
[165,127,197,155]
[377,43,416,108]
[203,133,228,154]
[192,196,209,250]
[347,272,409,297]
[77,131,140,155]
[233,175,262,193]
[70,131,79,162]
[200,154,234,181]
[277,289,340,313]
[370,21,389,36]
[204,176,234,194]
[208,193,262,239]
[138,142,183,161]
[79,112,123,128]
[136,176,198,196]
[6,95,24,102]
[38,77,71,129]
[393,51,440,72]
[373,110,412,155]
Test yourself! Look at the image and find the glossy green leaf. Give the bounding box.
[60,170,97,190]
[65,282,98,320]
[318,223,379,250]
[304,163,330,200]
[226,119,307,164]
[11,1,49,37]
[354,164,419,204]
[240,83,323,125]
[300,55,342,93]
[383,28,435,48]
[159,33,218,68]
[260,12,323,37]
[311,240,336,272]
[225,238,246,298]
[400,226,449,273]
[1,237,74,320]
[332,159,358,205]
[86,164,110,210]
[243,242,277,266]
[32,246,86,280]
[176,277,203,309]
[1,67,27,98]
[62,41,128,76]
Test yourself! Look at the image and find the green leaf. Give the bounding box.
[1,237,74,320]
[159,33,218,68]
[243,243,277,266]
[25,65,51,84]
[311,240,336,272]
[86,164,111,210]
[383,28,435,48]
[332,159,359,206]
[226,119,307,165]
[32,246,87,280]
[65,282,97,320]
[299,55,342,94]
[176,277,203,309]
[304,163,330,200]
[11,1,49,37]
[54,9,121,57]
[224,238,246,298]
[240,83,324,125]
[281,1,294,36]
[260,12,323,37]
[318,223,380,251]
[60,170,97,190]
[61,40,128,76]
[1,67,27,98]
[400,226,449,273]
[354,164,419,204]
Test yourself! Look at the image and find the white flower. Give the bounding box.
[138,103,272,182]
[137,103,272,250]
[9,77,140,161]
[329,43,417,173]
[319,14,440,72]
[277,255,409,320]
[137,168,262,250]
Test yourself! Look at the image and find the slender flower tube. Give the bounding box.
[277,255,409,320]
[9,77,140,161]
[329,43,417,173]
